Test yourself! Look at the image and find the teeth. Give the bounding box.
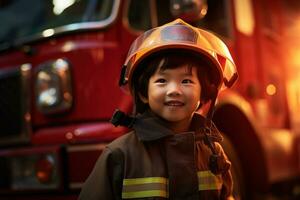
[168,103,181,106]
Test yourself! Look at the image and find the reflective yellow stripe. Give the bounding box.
[122,172,222,198]
[122,177,168,199]
[197,170,223,191]
[123,177,167,185]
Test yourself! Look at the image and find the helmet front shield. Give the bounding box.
[121,19,238,93]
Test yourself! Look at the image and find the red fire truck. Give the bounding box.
[0,0,300,199]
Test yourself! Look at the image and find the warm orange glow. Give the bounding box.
[271,129,293,153]
[289,49,300,67]
[64,92,72,101]
[266,84,276,96]
[65,132,74,140]
[233,0,254,35]
[36,171,50,183]
[36,157,54,183]
[284,12,300,131]
[287,77,300,130]
[200,8,207,16]
[62,41,75,52]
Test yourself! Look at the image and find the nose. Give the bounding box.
[166,82,182,96]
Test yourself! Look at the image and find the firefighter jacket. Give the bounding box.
[79,110,234,200]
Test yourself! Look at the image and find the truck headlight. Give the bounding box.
[35,58,72,115]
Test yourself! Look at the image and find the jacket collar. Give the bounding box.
[133,110,223,142]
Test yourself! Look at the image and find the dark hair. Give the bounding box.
[131,49,219,114]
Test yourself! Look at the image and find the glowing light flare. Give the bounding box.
[233,0,255,36]
[285,47,300,130]
[35,156,54,183]
[270,129,293,153]
[287,77,300,121]
[62,42,75,52]
[64,92,72,101]
[54,59,69,76]
[65,132,74,140]
[266,84,277,96]
[289,48,300,67]
[173,3,180,10]
[200,8,207,16]
[21,64,31,72]
[53,0,75,15]
[42,29,55,37]
[24,112,31,122]
[38,71,51,81]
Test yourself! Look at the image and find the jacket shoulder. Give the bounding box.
[106,130,139,150]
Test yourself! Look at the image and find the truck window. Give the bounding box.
[0,0,116,48]
[193,0,232,38]
[156,0,232,38]
[127,0,152,31]
[156,0,173,26]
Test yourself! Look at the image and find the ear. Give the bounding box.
[138,92,148,104]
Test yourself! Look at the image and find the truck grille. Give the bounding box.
[0,70,22,136]
[0,65,31,145]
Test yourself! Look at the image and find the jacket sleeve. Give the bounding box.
[215,143,235,200]
[78,147,124,200]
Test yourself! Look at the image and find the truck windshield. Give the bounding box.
[0,0,115,47]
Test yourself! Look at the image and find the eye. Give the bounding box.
[182,79,193,84]
[155,78,166,83]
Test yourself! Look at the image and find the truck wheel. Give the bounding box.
[221,135,247,200]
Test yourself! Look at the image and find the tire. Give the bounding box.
[221,135,247,200]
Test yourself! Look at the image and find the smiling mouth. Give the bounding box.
[164,101,184,106]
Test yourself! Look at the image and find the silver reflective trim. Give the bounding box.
[20,64,32,143]
[67,144,106,153]
[14,0,121,45]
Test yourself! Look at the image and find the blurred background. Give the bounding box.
[0,0,299,199]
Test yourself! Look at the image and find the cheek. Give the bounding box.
[148,89,164,102]
[147,85,161,103]
[187,86,201,100]
[195,84,202,100]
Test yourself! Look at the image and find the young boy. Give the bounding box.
[79,19,238,200]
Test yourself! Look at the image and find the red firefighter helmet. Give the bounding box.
[119,18,238,94]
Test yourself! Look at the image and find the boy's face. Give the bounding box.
[141,65,201,132]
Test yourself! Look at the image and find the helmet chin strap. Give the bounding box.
[110,109,135,128]
[204,85,231,175]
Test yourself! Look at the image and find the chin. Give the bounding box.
[163,115,187,122]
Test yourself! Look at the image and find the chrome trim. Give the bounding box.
[20,64,32,142]
[14,0,121,46]
[67,144,107,153]
[0,64,32,146]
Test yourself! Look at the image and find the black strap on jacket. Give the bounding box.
[110,109,135,128]
[204,86,230,175]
